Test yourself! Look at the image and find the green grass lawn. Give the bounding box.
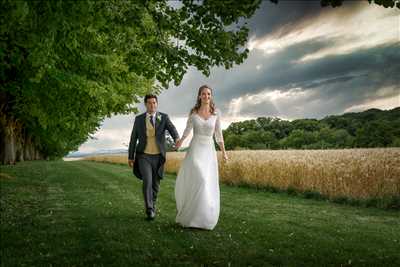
[1,160,399,266]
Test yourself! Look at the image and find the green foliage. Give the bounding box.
[391,137,400,147]
[280,129,317,149]
[224,107,400,150]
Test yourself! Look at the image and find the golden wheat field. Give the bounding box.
[83,148,400,201]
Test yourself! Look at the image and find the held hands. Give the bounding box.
[175,138,183,150]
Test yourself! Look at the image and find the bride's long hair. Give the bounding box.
[189,84,217,115]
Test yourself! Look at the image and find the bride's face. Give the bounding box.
[199,88,212,105]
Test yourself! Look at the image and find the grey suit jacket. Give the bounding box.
[128,111,179,180]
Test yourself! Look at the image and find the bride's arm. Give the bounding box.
[214,109,227,158]
[176,113,193,148]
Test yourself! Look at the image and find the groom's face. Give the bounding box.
[145,98,158,113]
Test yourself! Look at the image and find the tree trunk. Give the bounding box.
[24,134,32,161]
[15,140,24,162]
[14,121,24,162]
[1,91,47,164]
[2,120,16,164]
[35,149,40,160]
[0,119,4,164]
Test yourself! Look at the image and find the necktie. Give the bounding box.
[150,114,155,127]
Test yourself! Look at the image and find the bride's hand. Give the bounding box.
[223,152,228,162]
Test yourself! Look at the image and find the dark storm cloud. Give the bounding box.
[214,40,400,119]
[245,0,364,39]
[211,35,398,94]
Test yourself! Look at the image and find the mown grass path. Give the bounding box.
[1,160,399,266]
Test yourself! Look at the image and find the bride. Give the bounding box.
[174,84,228,230]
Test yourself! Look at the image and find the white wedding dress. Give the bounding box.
[174,108,224,230]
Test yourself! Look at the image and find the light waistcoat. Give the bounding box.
[144,115,161,154]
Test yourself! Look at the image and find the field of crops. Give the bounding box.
[84,148,400,205]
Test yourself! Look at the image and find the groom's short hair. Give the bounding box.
[144,94,158,103]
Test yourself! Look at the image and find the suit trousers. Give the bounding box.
[137,153,162,213]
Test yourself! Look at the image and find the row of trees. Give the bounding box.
[222,107,400,150]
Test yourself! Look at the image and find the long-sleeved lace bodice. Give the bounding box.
[181,108,224,143]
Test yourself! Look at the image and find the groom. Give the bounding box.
[128,94,180,220]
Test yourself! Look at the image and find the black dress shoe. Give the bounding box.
[146,210,155,220]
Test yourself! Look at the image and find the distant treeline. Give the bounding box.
[221,107,400,150]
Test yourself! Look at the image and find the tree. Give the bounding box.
[280,129,317,149]
[0,0,262,164]
[332,129,354,148]
[224,134,243,150]
[355,120,394,147]
[292,119,322,132]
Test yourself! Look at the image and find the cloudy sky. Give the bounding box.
[75,0,399,153]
